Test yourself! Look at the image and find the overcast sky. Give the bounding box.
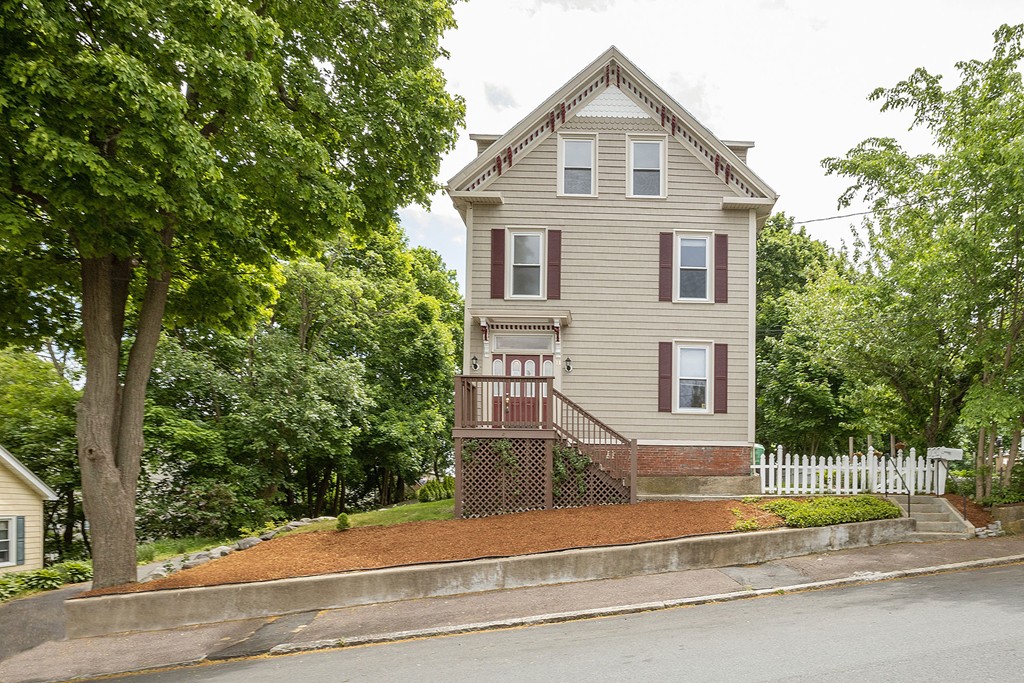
[399,1,1024,291]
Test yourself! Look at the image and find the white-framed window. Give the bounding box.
[0,517,13,566]
[674,232,712,301]
[558,134,597,196]
[674,342,711,413]
[492,334,555,352]
[628,136,666,197]
[507,229,545,298]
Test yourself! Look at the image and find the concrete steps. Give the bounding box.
[893,495,974,541]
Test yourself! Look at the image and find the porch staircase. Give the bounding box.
[893,495,974,541]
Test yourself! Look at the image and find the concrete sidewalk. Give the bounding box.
[3,536,1024,682]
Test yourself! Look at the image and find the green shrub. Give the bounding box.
[417,476,455,503]
[336,513,350,531]
[57,560,93,584]
[762,495,902,528]
[761,498,801,517]
[733,518,760,532]
[20,568,64,591]
[980,486,1024,507]
[0,574,23,600]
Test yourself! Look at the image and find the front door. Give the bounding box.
[491,354,554,427]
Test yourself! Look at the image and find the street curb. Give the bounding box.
[262,553,1024,657]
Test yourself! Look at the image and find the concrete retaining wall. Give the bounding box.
[66,518,915,639]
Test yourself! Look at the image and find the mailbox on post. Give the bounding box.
[926,447,964,461]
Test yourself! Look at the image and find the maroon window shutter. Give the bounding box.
[547,230,561,300]
[659,232,673,301]
[658,342,672,412]
[714,344,728,414]
[490,229,505,299]
[714,233,729,303]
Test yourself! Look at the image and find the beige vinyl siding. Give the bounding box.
[467,116,752,443]
[0,465,47,572]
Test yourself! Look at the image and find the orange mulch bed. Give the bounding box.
[941,493,994,528]
[87,501,782,596]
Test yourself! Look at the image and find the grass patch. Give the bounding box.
[760,495,902,528]
[281,499,456,536]
[136,535,236,565]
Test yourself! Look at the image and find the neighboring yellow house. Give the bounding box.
[0,444,58,573]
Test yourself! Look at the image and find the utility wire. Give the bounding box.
[794,209,878,225]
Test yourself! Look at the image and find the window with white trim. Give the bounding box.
[674,343,710,413]
[508,229,545,298]
[628,137,665,197]
[558,135,596,196]
[675,232,711,301]
[0,517,12,565]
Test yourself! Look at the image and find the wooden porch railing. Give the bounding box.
[454,375,637,503]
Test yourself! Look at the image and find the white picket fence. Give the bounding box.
[753,447,947,496]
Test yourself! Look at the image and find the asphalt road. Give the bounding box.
[108,563,1024,682]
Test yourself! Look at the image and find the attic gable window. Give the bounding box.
[558,135,596,196]
[628,137,666,197]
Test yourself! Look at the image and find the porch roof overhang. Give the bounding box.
[469,309,573,328]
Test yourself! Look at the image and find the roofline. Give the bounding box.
[448,45,621,191]
[447,46,777,201]
[0,443,58,501]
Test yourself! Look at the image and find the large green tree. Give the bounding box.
[824,24,1024,491]
[755,214,845,453]
[0,0,463,587]
[0,349,84,559]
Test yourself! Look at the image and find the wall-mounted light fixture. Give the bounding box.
[564,357,573,373]
[470,356,480,371]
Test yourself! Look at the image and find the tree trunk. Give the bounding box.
[62,487,75,558]
[1004,425,1022,488]
[985,427,997,499]
[975,426,986,500]
[76,244,171,589]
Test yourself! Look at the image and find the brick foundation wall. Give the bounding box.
[637,445,750,477]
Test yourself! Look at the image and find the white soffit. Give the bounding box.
[576,86,651,119]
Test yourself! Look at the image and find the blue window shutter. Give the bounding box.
[16,516,25,565]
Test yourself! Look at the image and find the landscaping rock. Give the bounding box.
[191,551,212,561]
[236,537,262,550]
[315,516,335,522]
[209,545,234,558]
[300,518,311,523]
[182,557,210,570]
[260,530,278,541]
[142,568,168,582]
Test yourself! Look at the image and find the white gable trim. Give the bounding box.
[0,443,58,501]
[447,47,777,202]
[577,86,651,119]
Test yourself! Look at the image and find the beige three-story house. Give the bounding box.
[449,47,777,515]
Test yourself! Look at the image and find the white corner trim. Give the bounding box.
[0,444,58,501]
[747,208,757,445]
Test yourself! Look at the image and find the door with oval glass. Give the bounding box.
[491,354,554,427]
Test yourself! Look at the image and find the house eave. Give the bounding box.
[721,196,776,216]
[446,189,504,215]
[0,443,58,501]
